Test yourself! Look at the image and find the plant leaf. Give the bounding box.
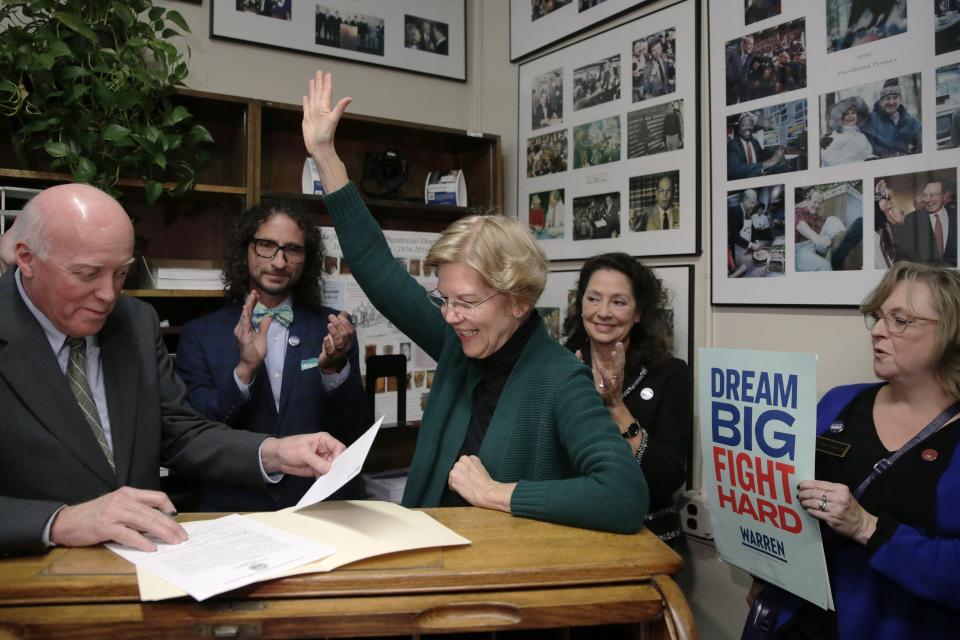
[111,1,136,28]
[169,105,190,125]
[73,156,97,183]
[165,10,191,33]
[189,124,214,144]
[53,11,97,42]
[43,141,70,158]
[145,179,163,205]
[103,124,131,142]
[153,152,166,170]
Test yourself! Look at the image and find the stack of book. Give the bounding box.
[143,258,223,290]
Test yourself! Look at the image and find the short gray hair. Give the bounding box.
[12,197,51,260]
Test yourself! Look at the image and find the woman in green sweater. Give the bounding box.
[302,71,648,533]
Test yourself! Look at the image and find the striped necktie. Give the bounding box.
[65,337,114,470]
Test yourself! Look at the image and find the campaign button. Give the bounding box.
[921,449,938,462]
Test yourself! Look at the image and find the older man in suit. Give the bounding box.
[0,184,346,556]
[891,179,958,267]
[632,174,680,232]
[176,202,368,511]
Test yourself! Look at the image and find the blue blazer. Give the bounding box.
[175,301,369,510]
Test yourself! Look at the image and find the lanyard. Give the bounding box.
[853,401,960,499]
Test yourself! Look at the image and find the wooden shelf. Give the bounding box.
[261,191,471,224]
[0,169,247,196]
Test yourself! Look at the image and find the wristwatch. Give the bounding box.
[621,421,641,439]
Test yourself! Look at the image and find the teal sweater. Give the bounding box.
[325,183,649,533]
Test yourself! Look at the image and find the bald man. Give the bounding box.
[0,183,346,556]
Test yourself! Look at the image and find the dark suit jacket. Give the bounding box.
[727,135,765,180]
[725,49,754,104]
[0,273,268,555]
[891,208,958,267]
[175,302,368,510]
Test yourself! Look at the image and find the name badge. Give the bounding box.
[300,358,319,371]
[816,436,850,458]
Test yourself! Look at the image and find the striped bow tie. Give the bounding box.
[252,303,293,328]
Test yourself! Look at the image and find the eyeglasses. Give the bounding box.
[251,238,307,264]
[864,310,938,334]
[426,288,500,315]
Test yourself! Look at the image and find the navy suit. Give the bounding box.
[891,208,958,267]
[175,302,369,511]
[727,135,765,180]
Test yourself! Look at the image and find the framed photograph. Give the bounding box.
[537,264,694,365]
[518,0,701,259]
[710,0,960,305]
[510,0,654,62]
[211,1,466,81]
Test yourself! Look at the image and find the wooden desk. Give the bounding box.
[0,508,694,639]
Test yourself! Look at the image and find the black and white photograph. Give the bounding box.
[236,0,291,20]
[937,0,960,55]
[631,28,677,102]
[573,55,621,111]
[726,185,786,278]
[404,15,449,55]
[511,0,648,61]
[518,0,699,259]
[794,181,864,272]
[874,168,958,269]
[315,6,384,56]
[212,1,466,80]
[724,18,807,106]
[526,130,569,177]
[532,68,564,130]
[629,170,681,232]
[744,0,781,25]
[725,99,808,181]
[712,0,951,305]
[579,0,610,11]
[572,116,621,169]
[826,0,908,53]
[937,63,960,150]
[572,192,621,240]
[626,99,684,158]
[532,0,573,21]
[528,189,566,240]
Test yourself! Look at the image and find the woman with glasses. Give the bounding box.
[299,71,647,532]
[562,253,692,543]
[744,261,960,639]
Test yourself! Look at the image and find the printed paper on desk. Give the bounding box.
[108,514,336,601]
[295,416,384,508]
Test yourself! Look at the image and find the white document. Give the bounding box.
[295,416,384,508]
[108,514,336,601]
[135,501,472,602]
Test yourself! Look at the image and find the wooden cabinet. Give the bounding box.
[0,88,502,342]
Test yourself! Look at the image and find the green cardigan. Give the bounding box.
[325,183,649,533]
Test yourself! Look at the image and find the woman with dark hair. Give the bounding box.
[821,96,875,167]
[563,253,692,541]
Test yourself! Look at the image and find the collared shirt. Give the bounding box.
[15,270,113,453]
[233,297,350,411]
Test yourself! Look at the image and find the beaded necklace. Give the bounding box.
[621,366,648,399]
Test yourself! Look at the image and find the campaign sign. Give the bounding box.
[698,348,831,609]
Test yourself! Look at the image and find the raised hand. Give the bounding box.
[234,291,270,385]
[301,70,352,193]
[319,311,355,372]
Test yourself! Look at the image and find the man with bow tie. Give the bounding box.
[176,201,367,511]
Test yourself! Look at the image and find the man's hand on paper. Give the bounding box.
[447,455,516,513]
[50,487,187,552]
[261,432,346,477]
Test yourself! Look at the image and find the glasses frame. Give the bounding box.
[250,238,307,265]
[863,310,939,334]
[426,288,501,315]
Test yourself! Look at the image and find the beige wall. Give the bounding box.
[159,1,878,636]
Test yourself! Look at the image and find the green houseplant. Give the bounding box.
[0,0,213,204]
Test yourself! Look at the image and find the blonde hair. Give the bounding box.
[425,215,548,307]
[861,261,960,399]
